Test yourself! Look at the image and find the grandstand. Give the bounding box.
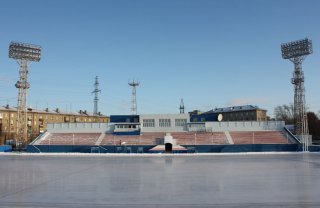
[28,114,299,153]
[33,130,290,146]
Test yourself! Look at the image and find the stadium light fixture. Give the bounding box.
[281,38,312,59]
[9,42,41,62]
[280,38,312,151]
[9,41,42,150]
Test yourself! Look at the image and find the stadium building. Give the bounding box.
[28,111,303,153]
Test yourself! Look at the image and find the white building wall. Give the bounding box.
[203,121,285,132]
[47,123,114,133]
[140,114,190,132]
[46,120,285,134]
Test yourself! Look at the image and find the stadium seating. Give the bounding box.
[39,133,101,145]
[36,130,290,146]
[171,132,228,145]
[99,132,165,145]
[230,131,290,144]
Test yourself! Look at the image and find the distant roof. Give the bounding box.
[204,105,266,114]
[0,105,107,117]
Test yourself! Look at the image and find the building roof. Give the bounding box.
[204,105,266,114]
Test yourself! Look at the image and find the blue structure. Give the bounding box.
[110,115,139,123]
[190,112,222,122]
[0,145,12,152]
[26,144,319,153]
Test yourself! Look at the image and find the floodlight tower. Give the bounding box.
[92,76,101,115]
[128,80,139,115]
[281,38,312,148]
[9,42,41,150]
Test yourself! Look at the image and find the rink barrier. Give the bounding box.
[25,144,320,153]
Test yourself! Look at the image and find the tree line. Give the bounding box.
[274,104,320,141]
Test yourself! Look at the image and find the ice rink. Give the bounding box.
[0,153,319,208]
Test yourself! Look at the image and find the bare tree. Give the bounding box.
[274,103,294,124]
[307,112,320,141]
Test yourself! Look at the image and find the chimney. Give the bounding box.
[45,108,49,112]
[5,104,9,109]
[55,108,60,113]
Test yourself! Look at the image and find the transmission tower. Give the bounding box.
[128,80,140,115]
[92,76,101,115]
[180,98,185,114]
[9,42,41,150]
[281,38,312,151]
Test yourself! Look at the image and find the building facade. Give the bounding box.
[190,105,267,122]
[0,105,109,145]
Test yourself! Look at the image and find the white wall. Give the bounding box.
[140,114,190,132]
[204,121,285,132]
[47,123,114,133]
[46,120,285,134]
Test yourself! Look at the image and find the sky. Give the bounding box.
[0,0,319,117]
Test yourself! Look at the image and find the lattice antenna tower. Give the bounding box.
[180,98,185,114]
[9,42,41,150]
[128,80,140,115]
[92,76,101,115]
[281,38,312,139]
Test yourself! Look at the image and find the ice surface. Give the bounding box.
[0,153,319,207]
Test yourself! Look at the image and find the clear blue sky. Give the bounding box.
[0,0,319,117]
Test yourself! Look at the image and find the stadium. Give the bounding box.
[26,112,317,154]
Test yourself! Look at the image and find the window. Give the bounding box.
[159,119,171,127]
[143,119,155,127]
[175,119,187,127]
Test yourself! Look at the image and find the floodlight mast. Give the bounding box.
[281,38,312,150]
[9,42,41,150]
